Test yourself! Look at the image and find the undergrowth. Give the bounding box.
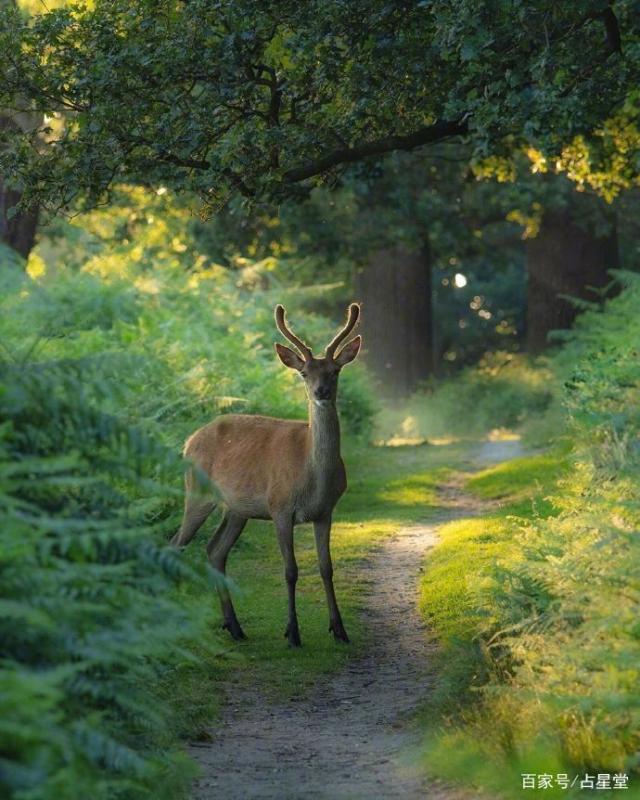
[377,351,555,443]
[0,353,206,799]
[419,271,640,798]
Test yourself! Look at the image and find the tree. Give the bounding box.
[191,148,526,388]
[526,196,619,353]
[469,160,625,352]
[0,170,39,258]
[0,1,638,214]
[0,116,38,258]
[355,245,433,396]
[0,1,40,259]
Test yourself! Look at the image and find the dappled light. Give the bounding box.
[486,428,521,442]
[376,475,441,509]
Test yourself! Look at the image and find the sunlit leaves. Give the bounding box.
[1,1,639,211]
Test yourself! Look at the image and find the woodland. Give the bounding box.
[1,1,640,799]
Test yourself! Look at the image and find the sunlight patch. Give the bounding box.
[486,428,521,442]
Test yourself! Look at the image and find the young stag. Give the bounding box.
[171,303,362,647]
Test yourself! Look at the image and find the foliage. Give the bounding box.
[418,454,563,716]
[1,1,639,212]
[0,271,203,799]
[193,149,528,368]
[419,273,640,796]
[26,188,377,441]
[433,261,526,368]
[0,241,26,271]
[1,2,638,795]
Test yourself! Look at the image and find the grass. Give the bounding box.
[420,452,566,658]
[413,278,640,799]
[466,452,568,516]
[418,447,640,799]
[417,452,569,786]
[161,439,476,737]
[376,352,555,443]
[467,453,566,501]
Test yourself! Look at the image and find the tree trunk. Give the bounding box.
[355,244,433,397]
[1,105,40,261]
[526,205,619,353]
[0,177,39,259]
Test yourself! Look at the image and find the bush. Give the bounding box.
[377,352,554,441]
[421,272,640,795]
[0,331,203,800]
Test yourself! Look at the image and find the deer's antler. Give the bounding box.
[274,305,313,360]
[325,303,360,360]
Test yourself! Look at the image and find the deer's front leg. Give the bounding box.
[275,515,301,647]
[314,515,349,643]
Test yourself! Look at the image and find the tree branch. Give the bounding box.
[119,118,469,196]
[283,118,468,183]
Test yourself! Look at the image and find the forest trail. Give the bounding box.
[188,440,522,800]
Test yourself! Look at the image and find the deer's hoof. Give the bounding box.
[284,624,302,648]
[330,624,350,644]
[222,620,247,641]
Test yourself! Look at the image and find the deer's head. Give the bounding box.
[274,303,362,406]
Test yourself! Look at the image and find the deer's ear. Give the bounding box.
[275,343,305,371]
[334,335,362,367]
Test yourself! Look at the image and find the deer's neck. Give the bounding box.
[308,400,341,474]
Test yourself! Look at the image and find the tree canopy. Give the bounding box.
[1,0,639,213]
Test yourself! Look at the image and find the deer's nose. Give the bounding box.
[315,386,331,400]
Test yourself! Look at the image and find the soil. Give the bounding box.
[188,440,523,799]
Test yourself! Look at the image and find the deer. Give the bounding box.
[170,303,362,647]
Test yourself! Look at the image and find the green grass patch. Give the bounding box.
[415,276,640,797]
[417,452,572,793]
[466,452,567,517]
[420,438,640,796]
[467,453,565,502]
[376,352,555,443]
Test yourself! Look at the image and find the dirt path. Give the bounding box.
[189,441,522,799]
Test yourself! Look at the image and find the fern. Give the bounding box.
[0,354,204,800]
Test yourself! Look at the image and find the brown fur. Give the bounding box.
[184,414,346,521]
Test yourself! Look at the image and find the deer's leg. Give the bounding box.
[170,492,215,548]
[314,516,349,643]
[207,512,248,641]
[275,515,301,647]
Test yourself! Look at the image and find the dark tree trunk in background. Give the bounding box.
[526,203,619,353]
[0,177,39,259]
[1,108,40,261]
[355,244,433,396]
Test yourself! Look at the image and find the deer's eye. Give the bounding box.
[300,371,307,378]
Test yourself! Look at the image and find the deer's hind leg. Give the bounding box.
[207,511,248,641]
[171,497,215,548]
[171,468,216,548]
